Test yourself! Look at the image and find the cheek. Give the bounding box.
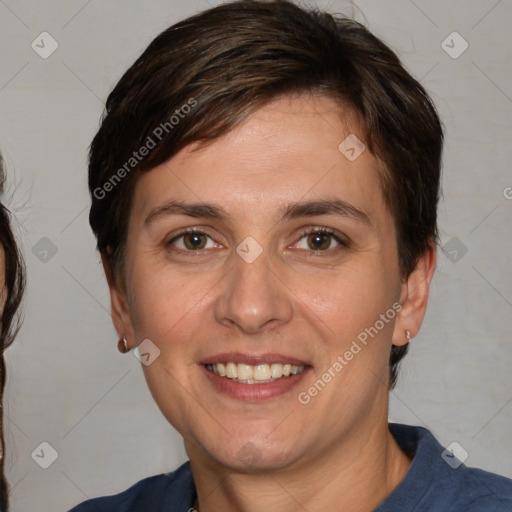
[291,266,400,398]
[127,258,214,343]
[141,360,200,438]
[295,263,396,338]
[129,267,213,431]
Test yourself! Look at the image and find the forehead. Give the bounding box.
[131,94,389,227]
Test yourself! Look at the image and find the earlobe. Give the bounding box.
[392,243,437,346]
[100,251,135,347]
[117,335,130,354]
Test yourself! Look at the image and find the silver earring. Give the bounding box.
[406,330,411,342]
[117,335,129,354]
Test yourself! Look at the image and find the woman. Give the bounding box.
[0,152,25,512]
[71,1,512,511]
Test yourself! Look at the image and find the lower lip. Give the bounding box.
[200,365,310,401]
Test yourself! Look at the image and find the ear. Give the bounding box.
[101,251,135,349]
[392,242,437,346]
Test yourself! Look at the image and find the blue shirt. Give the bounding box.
[69,424,512,511]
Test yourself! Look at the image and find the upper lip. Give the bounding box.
[201,352,310,366]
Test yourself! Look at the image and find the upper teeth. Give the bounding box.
[206,362,305,382]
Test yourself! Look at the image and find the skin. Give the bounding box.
[104,94,436,512]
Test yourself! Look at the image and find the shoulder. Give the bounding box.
[452,466,512,511]
[385,424,512,512]
[68,461,195,512]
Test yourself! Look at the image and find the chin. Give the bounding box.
[217,444,300,473]
[185,427,304,473]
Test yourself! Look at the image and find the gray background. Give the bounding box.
[0,0,511,510]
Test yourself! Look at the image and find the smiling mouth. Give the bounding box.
[205,362,306,384]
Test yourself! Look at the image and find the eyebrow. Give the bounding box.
[144,199,371,226]
[145,200,228,226]
[280,199,371,226]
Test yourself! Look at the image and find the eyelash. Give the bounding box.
[294,227,350,251]
[166,227,350,252]
[166,228,218,251]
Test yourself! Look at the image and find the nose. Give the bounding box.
[214,247,293,334]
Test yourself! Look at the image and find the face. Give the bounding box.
[108,94,433,472]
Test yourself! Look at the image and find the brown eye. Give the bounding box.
[169,231,215,251]
[182,232,208,250]
[293,229,346,252]
[307,232,333,251]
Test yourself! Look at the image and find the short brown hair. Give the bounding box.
[88,0,443,387]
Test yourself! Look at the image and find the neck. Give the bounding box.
[188,420,411,512]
